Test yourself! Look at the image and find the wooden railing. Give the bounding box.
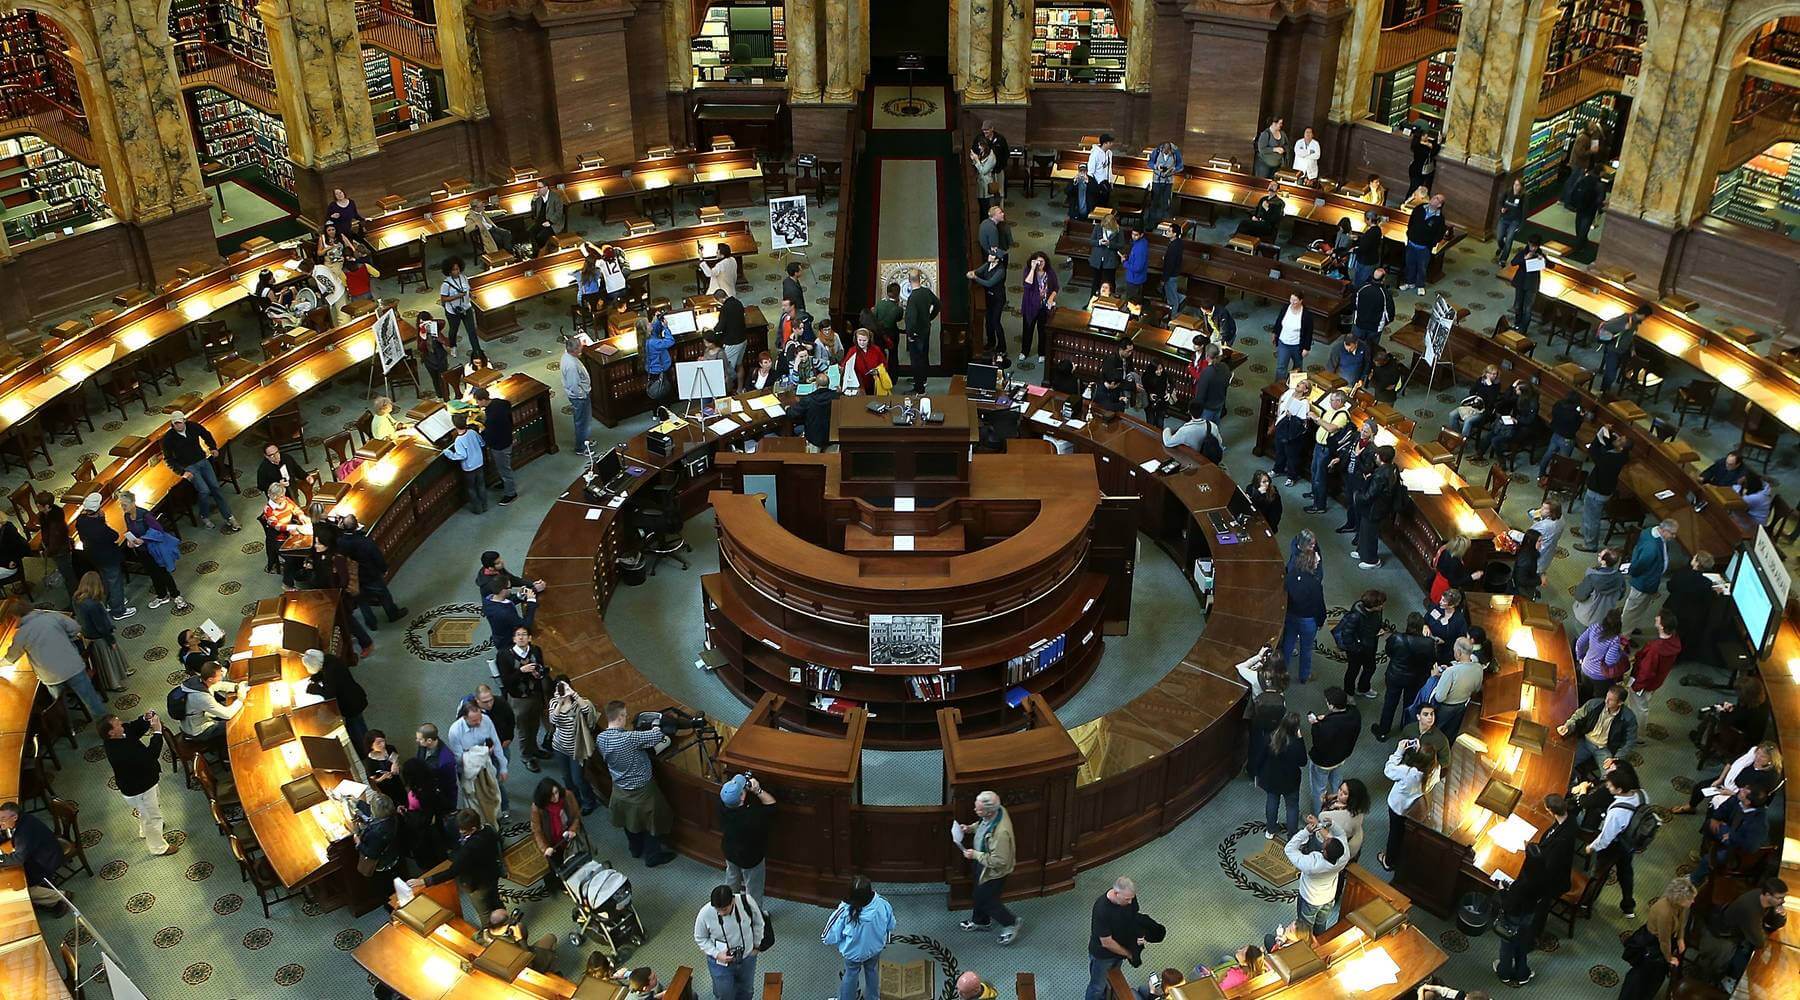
[175,41,281,113]
[1373,3,1463,74]
[1539,45,1641,105]
[360,8,441,67]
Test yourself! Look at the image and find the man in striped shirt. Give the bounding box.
[598,700,676,867]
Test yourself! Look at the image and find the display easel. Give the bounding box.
[45,884,151,999]
[678,358,727,417]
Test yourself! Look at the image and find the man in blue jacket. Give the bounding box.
[0,801,66,913]
[1121,228,1150,304]
[1622,518,1680,638]
[1690,786,1769,885]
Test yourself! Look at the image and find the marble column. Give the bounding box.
[1125,0,1153,93]
[91,0,212,222]
[823,0,855,102]
[966,0,995,102]
[434,0,489,118]
[1328,0,1383,124]
[1612,0,1727,227]
[665,0,693,91]
[789,0,822,102]
[998,0,1030,102]
[260,0,379,167]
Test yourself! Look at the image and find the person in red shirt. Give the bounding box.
[1628,609,1682,722]
[843,327,888,395]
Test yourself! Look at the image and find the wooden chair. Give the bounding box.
[143,335,191,388]
[98,369,151,419]
[211,799,258,848]
[193,754,241,814]
[59,940,86,1000]
[165,730,203,790]
[43,393,94,445]
[1673,380,1718,429]
[240,840,303,917]
[0,417,54,478]
[48,798,94,881]
[818,160,842,198]
[391,238,427,292]
[1546,868,1604,938]
[385,353,424,400]
[29,703,75,771]
[1434,427,1466,472]
[1484,462,1511,508]
[324,432,355,479]
[1737,402,1779,471]
[1601,493,1648,548]
[70,454,98,485]
[1620,353,1667,404]
[18,754,55,813]
[441,366,467,400]
[352,411,375,447]
[1541,452,1586,502]
[209,438,244,496]
[261,404,310,463]
[761,161,790,199]
[1768,494,1799,551]
[8,483,37,532]
[1649,417,1678,443]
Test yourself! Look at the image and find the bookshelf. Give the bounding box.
[0,12,85,121]
[691,2,788,84]
[1543,0,1646,76]
[1710,141,1800,240]
[1521,91,1623,207]
[361,46,445,136]
[1031,2,1126,86]
[0,134,109,245]
[187,86,294,192]
[1371,49,1455,128]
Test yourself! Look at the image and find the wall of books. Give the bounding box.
[692,2,788,84]
[187,87,294,193]
[1370,49,1455,128]
[169,0,278,90]
[0,11,84,122]
[0,134,109,246]
[1031,2,1126,86]
[1521,92,1625,207]
[362,46,446,136]
[1515,1,1645,210]
[1711,142,1800,242]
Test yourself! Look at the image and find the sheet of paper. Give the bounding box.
[1655,489,1676,500]
[585,508,604,520]
[1399,467,1445,495]
[893,497,916,513]
[708,418,739,436]
[1139,459,1162,474]
[1065,418,1088,430]
[1030,409,1060,427]
[761,403,786,418]
[893,535,915,551]
[1525,256,1546,273]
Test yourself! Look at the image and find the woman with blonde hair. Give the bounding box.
[1429,534,1484,605]
[72,571,130,692]
[1617,877,1697,998]
[369,396,400,441]
[1674,740,1782,817]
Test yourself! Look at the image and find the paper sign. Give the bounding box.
[894,535,915,551]
[708,418,739,436]
[1525,256,1546,273]
[894,497,916,512]
[200,618,225,642]
[585,508,604,520]
[1139,459,1161,473]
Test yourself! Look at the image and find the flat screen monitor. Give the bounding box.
[664,309,698,336]
[592,446,622,483]
[966,363,999,392]
[413,407,456,444]
[1730,546,1780,658]
[1227,487,1256,522]
[1089,307,1129,333]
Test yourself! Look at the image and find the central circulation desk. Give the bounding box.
[702,396,1124,747]
[521,387,1276,904]
[1044,306,1248,409]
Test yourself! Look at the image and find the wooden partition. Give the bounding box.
[0,624,75,1000]
[940,696,1082,905]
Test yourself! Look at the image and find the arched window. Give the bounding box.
[1707,17,1800,240]
[0,10,113,248]
[1367,1,1463,128]
[168,0,296,195]
[354,0,451,136]
[693,1,790,85]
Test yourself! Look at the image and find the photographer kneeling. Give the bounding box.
[599,699,677,867]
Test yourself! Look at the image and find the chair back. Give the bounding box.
[7,483,36,531]
[1544,452,1586,494]
[71,455,99,484]
[324,432,355,475]
[47,797,80,841]
[1483,462,1511,507]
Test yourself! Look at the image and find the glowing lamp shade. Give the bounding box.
[1788,658,1800,681]
[627,252,654,271]
[59,362,91,383]
[287,371,317,393]
[120,328,152,351]
[247,622,286,649]
[0,399,31,424]
[1455,509,1486,534]
[1506,627,1540,659]
[1334,947,1400,993]
[421,954,459,985]
[180,296,214,322]
[1779,404,1800,429]
[1593,301,1627,322]
[365,457,399,487]
[348,337,376,362]
[229,402,260,427]
[1719,366,1750,389]
[1374,427,1398,447]
[615,330,639,352]
[1657,330,1690,353]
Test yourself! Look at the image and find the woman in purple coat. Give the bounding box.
[1018,251,1061,370]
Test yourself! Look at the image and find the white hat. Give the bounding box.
[80,493,102,512]
[169,411,187,422]
[301,649,325,674]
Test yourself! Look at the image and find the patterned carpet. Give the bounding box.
[18,172,1789,999]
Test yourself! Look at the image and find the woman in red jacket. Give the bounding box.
[1628,608,1682,722]
[842,327,888,396]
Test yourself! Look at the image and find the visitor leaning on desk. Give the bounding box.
[598,699,676,865]
[443,415,489,514]
[3,596,106,718]
[173,660,242,747]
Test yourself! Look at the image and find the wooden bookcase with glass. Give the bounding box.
[1371,49,1455,128]
[1031,3,1127,86]
[188,87,295,193]
[692,2,788,84]
[0,134,110,246]
[362,47,445,136]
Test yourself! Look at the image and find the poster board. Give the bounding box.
[1423,292,1454,369]
[373,306,405,373]
[869,614,943,666]
[768,194,810,251]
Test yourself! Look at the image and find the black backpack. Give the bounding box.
[165,684,191,722]
[1613,798,1662,854]
[1331,606,1363,652]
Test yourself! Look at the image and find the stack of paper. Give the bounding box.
[1399,467,1446,495]
[1487,813,1541,854]
[1335,947,1401,992]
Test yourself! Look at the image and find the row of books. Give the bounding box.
[787,663,842,692]
[1006,633,1068,685]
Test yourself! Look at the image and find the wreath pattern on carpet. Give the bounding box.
[334,928,366,951]
[890,933,961,1000]
[405,603,494,662]
[182,962,213,985]
[153,926,184,949]
[99,859,128,880]
[1216,820,1299,903]
[244,927,273,950]
[1589,965,1621,987]
[274,963,306,985]
[125,891,155,913]
[213,893,244,915]
[1437,929,1468,953]
[186,861,214,882]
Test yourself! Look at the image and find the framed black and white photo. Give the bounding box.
[868,614,943,666]
[768,194,810,251]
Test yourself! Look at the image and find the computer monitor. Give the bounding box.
[1227,487,1256,522]
[664,309,698,336]
[1089,306,1129,333]
[1728,545,1780,658]
[966,363,999,392]
[592,446,622,483]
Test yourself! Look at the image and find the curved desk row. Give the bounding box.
[0,634,75,1000]
[519,383,1280,906]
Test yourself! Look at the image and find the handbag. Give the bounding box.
[1494,908,1527,941]
[647,369,674,402]
[1621,924,1660,964]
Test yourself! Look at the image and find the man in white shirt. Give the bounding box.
[1284,818,1349,940]
[177,662,243,745]
[693,884,765,1000]
[447,699,510,817]
[1583,761,1648,919]
[560,337,593,456]
[1086,134,1116,206]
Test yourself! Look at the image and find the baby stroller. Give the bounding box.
[558,852,646,961]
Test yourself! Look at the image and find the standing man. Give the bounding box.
[472,386,517,506]
[1254,118,1287,178]
[718,291,748,390]
[1066,163,1095,221]
[412,809,504,919]
[439,258,479,355]
[970,245,1008,360]
[1306,688,1361,810]
[1086,134,1115,206]
[1571,171,1604,251]
[74,493,133,620]
[1351,266,1394,357]
[100,711,177,856]
[443,415,489,514]
[1121,227,1150,304]
[1351,214,1383,288]
[560,337,593,457]
[1085,876,1141,1000]
[496,625,551,773]
[979,120,1012,197]
[1192,344,1229,425]
[1354,445,1398,570]
[954,790,1022,945]
[1575,425,1630,551]
[1583,761,1649,920]
[693,884,765,1000]
[872,283,904,358]
[1622,518,1680,638]
[978,205,1011,266]
[597,700,677,866]
[904,271,940,394]
[1161,219,1187,315]
[1538,392,1585,479]
[718,773,775,907]
[1597,304,1650,395]
[1284,817,1349,941]
[159,412,241,533]
[447,697,509,818]
[781,261,807,314]
[331,514,409,628]
[1430,636,1485,739]
[1146,141,1184,229]
[3,597,105,717]
[1401,193,1446,294]
[302,648,369,749]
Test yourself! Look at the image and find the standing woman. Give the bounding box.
[822,875,897,1000]
[1407,126,1438,194]
[1510,240,1544,334]
[971,138,1000,213]
[1572,548,1627,629]
[118,491,188,611]
[1088,214,1121,293]
[1338,589,1387,699]
[1247,469,1284,532]
[1280,547,1327,684]
[1513,528,1544,600]
[439,257,479,355]
[1259,712,1307,840]
[1019,251,1060,370]
[1428,535,1484,606]
[1241,650,1289,782]
[1318,778,1370,864]
[1378,741,1433,872]
[72,572,130,693]
[840,328,887,397]
[530,777,585,889]
[324,188,361,231]
[699,242,738,299]
[1272,375,1313,484]
[576,253,605,321]
[1494,179,1525,264]
[546,677,603,814]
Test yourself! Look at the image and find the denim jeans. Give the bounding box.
[1495,218,1520,263]
[98,561,127,614]
[1496,918,1536,980]
[185,459,235,523]
[1265,788,1299,836]
[1276,342,1305,381]
[1297,894,1340,937]
[1451,410,1486,441]
[1308,443,1332,509]
[706,953,758,1000]
[554,749,600,811]
[570,396,592,454]
[1513,286,1536,333]
[1281,613,1319,682]
[1086,956,1123,1000]
[1375,678,1423,737]
[50,668,106,718]
[1601,345,1626,392]
[840,955,882,1000]
[1539,433,1574,478]
[1307,761,1341,817]
[1164,275,1184,316]
[1580,489,1609,547]
[1403,241,1431,287]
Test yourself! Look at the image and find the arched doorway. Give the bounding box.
[1515,0,1650,251]
[1706,17,1800,240]
[1366,0,1463,129]
[692,0,791,85]
[0,9,115,250]
[353,0,451,137]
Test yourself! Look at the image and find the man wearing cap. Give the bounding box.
[74,493,134,619]
[159,412,241,534]
[719,773,775,907]
[954,789,1021,945]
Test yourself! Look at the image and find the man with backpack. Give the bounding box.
[1583,761,1655,920]
[1335,589,1386,699]
[170,661,243,748]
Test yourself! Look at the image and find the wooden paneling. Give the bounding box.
[12,222,144,318]
[1673,218,1800,334]
[309,119,487,220]
[1182,10,1279,162]
[1025,88,1146,152]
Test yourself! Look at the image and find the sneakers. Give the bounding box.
[1358,559,1382,569]
[111,607,137,621]
[498,495,517,506]
[201,518,217,531]
[223,519,242,534]
[997,919,1020,946]
[174,598,192,612]
[150,843,178,857]
[148,597,169,610]
[645,851,677,868]
[1335,525,1356,534]
[1357,689,1378,699]
[1371,726,1390,742]
[1620,903,1638,920]
[958,920,993,933]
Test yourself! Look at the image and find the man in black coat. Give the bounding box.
[495,625,551,770]
[904,273,941,394]
[1494,793,1580,984]
[1351,267,1395,354]
[303,648,370,748]
[412,809,504,916]
[1065,164,1095,221]
[796,371,838,450]
[102,712,176,857]
[255,442,313,499]
[1354,445,1398,569]
[0,801,66,912]
[781,262,806,314]
[332,514,408,626]
[1161,224,1188,315]
[1192,349,1230,424]
[471,386,517,504]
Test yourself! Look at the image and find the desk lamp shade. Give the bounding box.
[1521,657,1558,689]
[1267,939,1326,983]
[1476,777,1523,818]
[1508,717,1549,755]
[394,893,451,936]
[1347,897,1406,940]
[473,936,533,980]
[1167,978,1226,1000]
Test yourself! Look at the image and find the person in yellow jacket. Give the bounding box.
[954,971,1000,998]
[954,790,1021,945]
[1305,388,1352,515]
